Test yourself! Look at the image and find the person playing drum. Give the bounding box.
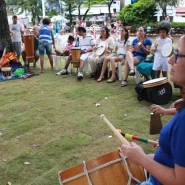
[56,27,95,80]
[122,35,185,185]
[121,26,152,87]
[88,26,115,79]
[97,27,131,83]
[151,21,172,78]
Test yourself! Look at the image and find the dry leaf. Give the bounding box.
[7,182,11,185]
[3,159,7,162]
[108,135,112,139]
[96,103,100,107]
[124,114,127,117]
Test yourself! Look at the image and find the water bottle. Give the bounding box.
[75,37,79,47]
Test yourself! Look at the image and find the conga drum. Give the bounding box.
[71,47,81,68]
[58,148,146,185]
[23,34,35,62]
[1,67,12,80]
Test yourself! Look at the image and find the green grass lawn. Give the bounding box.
[0,59,179,185]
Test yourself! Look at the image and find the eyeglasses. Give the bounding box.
[174,50,185,63]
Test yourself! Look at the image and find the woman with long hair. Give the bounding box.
[121,26,152,87]
[88,26,115,78]
[97,27,131,83]
[122,35,185,185]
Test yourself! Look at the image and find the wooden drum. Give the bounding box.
[23,34,35,62]
[1,67,12,80]
[58,148,146,185]
[143,77,167,88]
[71,47,81,68]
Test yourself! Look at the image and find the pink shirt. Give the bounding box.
[64,42,75,52]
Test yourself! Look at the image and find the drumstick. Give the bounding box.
[117,129,158,146]
[100,114,130,146]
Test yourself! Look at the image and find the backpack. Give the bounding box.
[135,81,172,105]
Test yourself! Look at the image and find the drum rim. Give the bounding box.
[1,67,11,71]
[143,77,166,85]
[72,47,81,49]
[143,80,167,88]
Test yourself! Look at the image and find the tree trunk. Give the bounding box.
[0,0,13,53]
[78,6,81,21]
[83,8,90,21]
[69,3,73,26]
[108,4,112,18]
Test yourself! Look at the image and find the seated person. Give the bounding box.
[21,26,39,68]
[88,26,115,79]
[55,35,75,56]
[121,26,152,87]
[122,36,185,185]
[97,27,131,83]
[56,26,95,80]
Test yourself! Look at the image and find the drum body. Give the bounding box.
[23,34,34,62]
[71,47,81,68]
[58,148,146,185]
[1,67,12,80]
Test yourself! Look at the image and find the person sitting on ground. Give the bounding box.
[97,27,131,83]
[88,26,115,80]
[121,26,152,87]
[56,26,95,80]
[38,17,56,73]
[122,35,185,185]
[55,35,75,56]
[22,26,39,68]
[151,21,172,78]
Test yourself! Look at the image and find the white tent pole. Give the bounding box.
[42,0,45,17]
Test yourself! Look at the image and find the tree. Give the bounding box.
[155,0,181,19]
[118,0,157,26]
[106,0,114,19]
[0,0,13,52]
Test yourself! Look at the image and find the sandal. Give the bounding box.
[121,80,127,87]
[107,78,116,83]
[97,77,104,82]
[129,69,135,76]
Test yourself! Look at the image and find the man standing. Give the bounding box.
[9,15,24,60]
[56,26,95,80]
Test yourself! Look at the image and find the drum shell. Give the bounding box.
[58,148,146,185]
[1,67,12,80]
[23,34,35,60]
[71,48,81,61]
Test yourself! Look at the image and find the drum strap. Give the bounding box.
[118,148,142,185]
[83,161,93,185]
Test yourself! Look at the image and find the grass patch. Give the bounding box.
[0,62,179,185]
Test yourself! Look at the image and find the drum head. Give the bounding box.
[72,47,81,50]
[1,67,11,71]
[96,42,107,56]
[161,43,173,57]
[143,77,167,88]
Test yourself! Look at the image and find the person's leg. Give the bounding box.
[155,71,161,78]
[39,55,44,72]
[126,51,135,71]
[97,56,110,82]
[162,71,167,77]
[121,61,130,87]
[48,55,54,69]
[45,42,54,69]
[21,50,26,63]
[16,42,21,61]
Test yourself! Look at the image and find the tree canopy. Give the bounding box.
[118,0,157,26]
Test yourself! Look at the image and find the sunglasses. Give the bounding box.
[174,50,185,63]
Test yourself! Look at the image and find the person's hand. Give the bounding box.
[81,49,87,54]
[121,59,126,66]
[53,45,56,50]
[122,142,147,165]
[150,104,166,115]
[170,102,175,109]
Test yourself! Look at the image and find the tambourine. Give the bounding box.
[161,43,173,58]
[96,41,107,56]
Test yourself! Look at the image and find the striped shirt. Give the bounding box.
[39,25,52,43]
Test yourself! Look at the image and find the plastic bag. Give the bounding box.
[13,68,25,76]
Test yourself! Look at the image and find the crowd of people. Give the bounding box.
[1,15,185,185]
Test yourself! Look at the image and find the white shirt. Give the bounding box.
[154,37,172,63]
[9,23,24,42]
[96,36,115,51]
[116,38,131,55]
[79,35,96,50]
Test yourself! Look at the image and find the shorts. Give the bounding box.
[39,41,52,55]
[152,61,168,72]
[116,54,126,59]
[135,55,145,63]
[12,42,21,56]
[80,52,92,62]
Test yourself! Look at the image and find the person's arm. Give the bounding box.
[50,28,56,49]
[141,44,151,55]
[122,142,185,185]
[150,104,177,115]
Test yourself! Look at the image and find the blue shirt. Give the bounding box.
[150,107,185,185]
[39,24,52,43]
[132,37,152,58]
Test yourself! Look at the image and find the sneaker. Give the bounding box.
[77,72,83,80]
[56,69,68,75]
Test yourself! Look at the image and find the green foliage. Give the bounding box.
[118,0,157,26]
[171,22,185,29]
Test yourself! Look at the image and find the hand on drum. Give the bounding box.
[150,104,166,115]
[122,142,147,165]
[135,42,143,51]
